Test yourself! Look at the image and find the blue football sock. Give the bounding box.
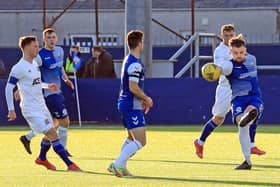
[199,120,218,142]
[39,139,51,161]
[249,123,257,143]
[52,139,73,166]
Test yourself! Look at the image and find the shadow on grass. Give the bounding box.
[128,175,280,186]
[131,158,280,170]
[55,168,280,186]
[77,156,280,170]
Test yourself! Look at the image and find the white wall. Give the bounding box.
[0,8,278,47]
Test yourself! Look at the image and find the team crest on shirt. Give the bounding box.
[236,107,242,113]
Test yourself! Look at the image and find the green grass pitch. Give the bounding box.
[0,125,279,187]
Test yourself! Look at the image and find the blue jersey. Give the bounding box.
[36,46,64,97]
[118,54,145,111]
[226,54,262,99]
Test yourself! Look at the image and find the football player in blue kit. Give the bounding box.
[217,34,263,170]
[19,28,74,157]
[108,30,153,177]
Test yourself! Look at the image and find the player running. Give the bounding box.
[5,35,80,171]
[19,28,74,156]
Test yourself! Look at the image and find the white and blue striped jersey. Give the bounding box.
[118,54,145,111]
[220,54,261,99]
[35,46,64,97]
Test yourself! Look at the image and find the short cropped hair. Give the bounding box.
[92,46,103,52]
[43,28,56,37]
[229,34,246,48]
[126,30,144,50]
[221,24,235,33]
[18,35,37,49]
[71,45,80,51]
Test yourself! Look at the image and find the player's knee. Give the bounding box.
[45,128,59,141]
[59,117,70,128]
[212,116,225,126]
[135,139,145,149]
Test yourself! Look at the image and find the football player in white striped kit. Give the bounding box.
[194,24,265,158]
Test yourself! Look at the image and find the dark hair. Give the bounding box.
[126,30,144,50]
[43,28,55,37]
[18,35,37,49]
[221,24,235,33]
[71,45,80,51]
[92,46,103,52]
[229,34,246,48]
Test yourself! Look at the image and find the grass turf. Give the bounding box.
[0,125,279,187]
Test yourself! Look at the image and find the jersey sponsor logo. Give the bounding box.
[239,71,257,79]
[234,66,242,69]
[32,77,41,85]
[49,62,62,69]
[44,57,51,60]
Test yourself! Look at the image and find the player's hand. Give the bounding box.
[142,101,150,114]
[65,79,75,90]
[14,90,21,101]
[48,83,58,91]
[145,96,153,108]
[7,110,16,121]
[143,96,153,114]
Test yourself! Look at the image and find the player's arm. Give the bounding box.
[41,82,58,91]
[5,67,21,121]
[218,61,233,76]
[61,67,74,89]
[128,63,153,108]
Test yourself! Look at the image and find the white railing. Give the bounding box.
[170,32,219,78]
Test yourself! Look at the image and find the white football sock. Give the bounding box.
[121,137,133,151]
[114,140,142,168]
[250,142,256,148]
[25,130,36,141]
[58,126,68,149]
[238,125,251,165]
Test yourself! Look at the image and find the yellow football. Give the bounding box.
[201,62,221,82]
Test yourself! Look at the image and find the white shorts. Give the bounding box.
[212,85,232,117]
[22,108,54,135]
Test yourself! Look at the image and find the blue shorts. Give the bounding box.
[120,110,146,130]
[45,93,68,119]
[231,95,264,124]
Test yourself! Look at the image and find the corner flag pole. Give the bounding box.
[73,70,82,127]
